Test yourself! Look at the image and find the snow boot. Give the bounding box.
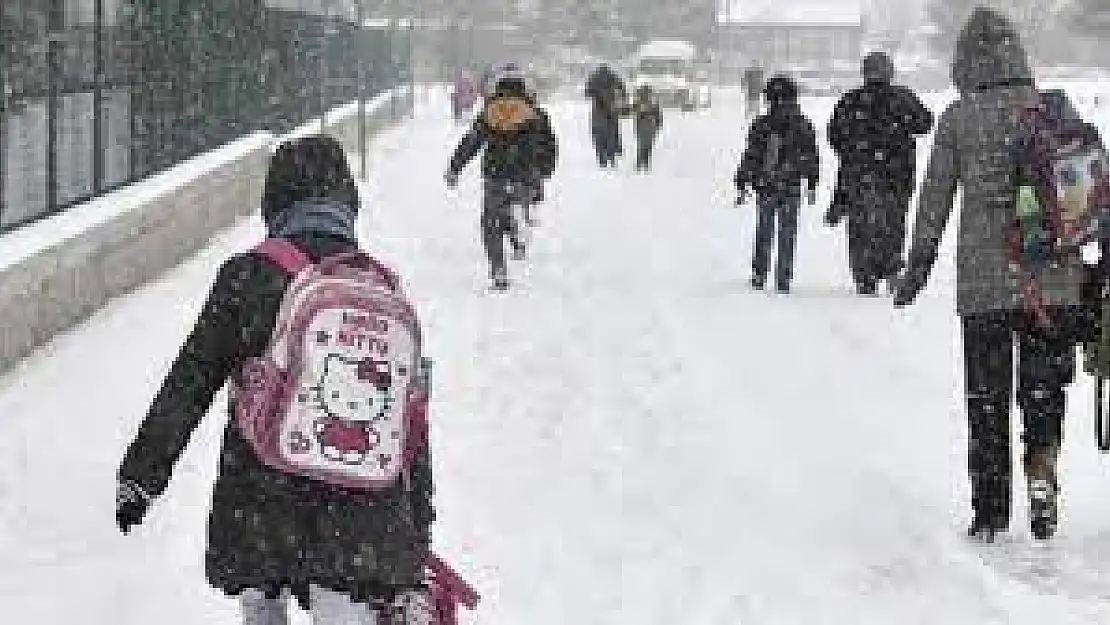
[490,267,510,291]
[1025,446,1061,540]
[966,515,1009,542]
[511,241,527,261]
[750,275,766,290]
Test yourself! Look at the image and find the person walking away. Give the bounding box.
[115,136,438,623]
[742,66,765,115]
[585,64,627,167]
[451,69,479,121]
[894,8,1098,541]
[445,75,552,290]
[827,51,933,295]
[632,84,662,172]
[735,75,819,294]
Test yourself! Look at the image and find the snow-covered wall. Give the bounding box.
[0,87,414,373]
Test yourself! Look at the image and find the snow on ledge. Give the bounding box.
[0,86,408,274]
[0,131,275,274]
[277,89,400,148]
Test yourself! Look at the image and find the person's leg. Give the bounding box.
[750,196,776,288]
[1017,320,1076,539]
[481,181,510,282]
[962,312,1016,539]
[774,193,801,292]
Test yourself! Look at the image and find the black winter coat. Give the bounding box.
[118,233,434,605]
[633,98,662,140]
[449,95,557,183]
[828,82,933,186]
[735,106,819,196]
[585,68,626,118]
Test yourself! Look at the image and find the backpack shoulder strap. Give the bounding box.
[254,238,312,276]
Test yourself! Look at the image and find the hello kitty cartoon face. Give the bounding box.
[307,354,400,465]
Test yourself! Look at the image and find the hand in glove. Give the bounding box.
[444,171,459,189]
[735,190,749,207]
[806,187,818,206]
[824,208,843,228]
[892,249,934,308]
[892,268,927,308]
[116,478,151,535]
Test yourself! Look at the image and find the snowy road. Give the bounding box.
[4,88,1110,623]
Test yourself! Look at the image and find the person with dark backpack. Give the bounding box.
[894,9,1109,542]
[827,51,934,295]
[116,136,477,624]
[446,75,556,290]
[734,75,819,293]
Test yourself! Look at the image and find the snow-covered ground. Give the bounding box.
[5,86,1110,623]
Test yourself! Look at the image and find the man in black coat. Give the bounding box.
[585,64,627,168]
[827,51,934,295]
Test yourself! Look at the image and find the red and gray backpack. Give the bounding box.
[1009,91,1110,326]
[233,238,429,491]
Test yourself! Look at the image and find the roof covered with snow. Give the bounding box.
[635,40,698,59]
[717,0,863,25]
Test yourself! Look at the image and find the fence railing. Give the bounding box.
[0,0,412,234]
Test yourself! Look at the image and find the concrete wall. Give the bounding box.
[0,87,413,373]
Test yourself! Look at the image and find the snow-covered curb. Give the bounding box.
[0,87,413,373]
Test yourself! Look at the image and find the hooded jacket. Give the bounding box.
[735,78,819,196]
[901,7,1086,316]
[828,53,933,187]
[118,137,434,606]
[449,79,556,182]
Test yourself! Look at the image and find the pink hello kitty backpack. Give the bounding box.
[232,238,429,491]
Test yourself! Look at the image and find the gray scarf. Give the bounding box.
[267,198,357,242]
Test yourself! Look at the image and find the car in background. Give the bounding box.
[629,40,701,111]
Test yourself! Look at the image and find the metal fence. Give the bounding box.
[0,0,411,233]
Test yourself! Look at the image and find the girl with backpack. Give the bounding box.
[115,136,443,624]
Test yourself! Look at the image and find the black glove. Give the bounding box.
[893,249,935,308]
[116,478,152,535]
[824,209,842,227]
[444,171,459,189]
[892,268,927,308]
[736,190,748,206]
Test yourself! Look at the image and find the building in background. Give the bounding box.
[717,0,863,88]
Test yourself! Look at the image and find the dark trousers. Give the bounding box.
[846,177,911,288]
[961,311,1076,525]
[591,113,622,166]
[482,179,527,276]
[751,193,801,288]
[635,130,658,170]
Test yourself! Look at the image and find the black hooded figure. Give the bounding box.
[735,75,819,293]
[585,64,627,167]
[117,135,435,615]
[827,51,934,295]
